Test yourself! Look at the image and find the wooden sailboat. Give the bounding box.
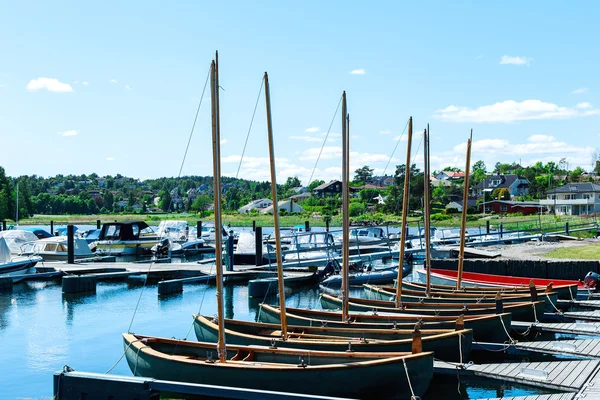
[123,63,435,400]
[258,303,511,343]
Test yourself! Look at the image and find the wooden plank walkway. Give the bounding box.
[578,362,600,397]
[563,310,600,321]
[559,299,600,309]
[480,394,575,400]
[512,320,600,336]
[515,339,600,359]
[435,359,600,392]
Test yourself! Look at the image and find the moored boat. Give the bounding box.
[0,237,42,281]
[416,268,579,300]
[257,303,512,343]
[93,221,160,256]
[123,333,433,400]
[193,314,472,362]
[321,293,545,322]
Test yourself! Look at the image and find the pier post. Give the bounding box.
[499,222,503,239]
[1,220,5,231]
[255,226,263,266]
[226,232,234,271]
[50,220,54,235]
[486,220,490,235]
[566,222,570,235]
[252,220,256,232]
[325,219,329,232]
[495,293,503,314]
[305,221,310,232]
[96,220,101,229]
[529,280,538,302]
[197,221,202,239]
[67,224,75,264]
[412,324,422,354]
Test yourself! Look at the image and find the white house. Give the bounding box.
[540,182,600,215]
[260,200,304,214]
[238,198,273,214]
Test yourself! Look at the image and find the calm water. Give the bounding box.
[1,271,560,399]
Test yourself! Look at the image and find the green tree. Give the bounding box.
[354,165,374,184]
[158,190,171,212]
[103,190,114,212]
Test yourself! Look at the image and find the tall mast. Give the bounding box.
[15,182,19,227]
[210,54,226,362]
[264,72,288,339]
[341,92,350,321]
[424,126,432,296]
[395,117,413,307]
[456,130,473,289]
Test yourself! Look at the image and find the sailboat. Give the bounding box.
[123,57,434,400]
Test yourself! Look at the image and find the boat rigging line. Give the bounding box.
[306,94,343,188]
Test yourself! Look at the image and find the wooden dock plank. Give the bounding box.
[515,338,600,359]
[480,395,575,400]
[470,360,599,391]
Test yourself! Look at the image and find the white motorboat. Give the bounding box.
[0,237,42,282]
[19,236,95,261]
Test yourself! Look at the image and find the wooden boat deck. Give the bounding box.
[434,359,600,392]
[514,339,600,359]
[512,320,600,336]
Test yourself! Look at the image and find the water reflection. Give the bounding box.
[62,292,97,327]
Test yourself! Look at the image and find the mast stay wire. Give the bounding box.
[306,95,343,188]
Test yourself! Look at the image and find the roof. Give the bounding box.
[473,174,529,190]
[547,182,600,194]
[313,180,341,191]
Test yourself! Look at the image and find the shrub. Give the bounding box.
[431,213,452,221]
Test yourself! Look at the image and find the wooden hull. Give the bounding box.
[193,315,472,363]
[123,333,433,400]
[320,293,545,322]
[321,267,402,287]
[415,269,578,300]
[363,283,563,313]
[258,304,512,343]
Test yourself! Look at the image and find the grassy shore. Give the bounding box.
[13,212,598,234]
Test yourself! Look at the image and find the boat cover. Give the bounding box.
[0,237,11,263]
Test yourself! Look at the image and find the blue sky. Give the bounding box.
[1,1,598,185]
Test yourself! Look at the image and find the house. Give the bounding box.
[370,175,395,186]
[238,198,273,214]
[431,176,454,187]
[291,186,308,194]
[472,174,530,198]
[260,200,304,214]
[290,192,311,202]
[539,183,600,215]
[480,200,542,215]
[313,180,343,197]
[435,171,466,181]
[445,198,478,212]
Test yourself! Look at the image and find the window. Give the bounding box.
[565,194,576,200]
[583,194,591,199]
[500,205,508,211]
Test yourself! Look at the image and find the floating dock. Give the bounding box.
[514,339,600,359]
[512,320,600,336]
[435,359,600,392]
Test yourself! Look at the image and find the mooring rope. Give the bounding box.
[532,302,539,324]
[545,293,563,315]
[184,262,216,340]
[127,261,156,333]
[498,314,516,344]
[105,339,142,374]
[402,358,420,400]
[133,344,149,376]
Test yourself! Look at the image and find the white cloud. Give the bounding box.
[576,102,592,109]
[82,82,89,86]
[220,138,228,145]
[304,127,320,133]
[106,157,114,161]
[499,55,532,66]
[59,130,78,137]
[26,78,73,93]
[476,54,484,60]
[379,129,392,135]
[434,99,600,123]
[290,136,327,143]
[349,69,366,75]
[393,135,408,142]
[572,88,588,94]
[455,135,593,158]
[125,84,132,91]
[110,79,118,83]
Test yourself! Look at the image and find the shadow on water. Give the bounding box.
[62,292,97,326]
